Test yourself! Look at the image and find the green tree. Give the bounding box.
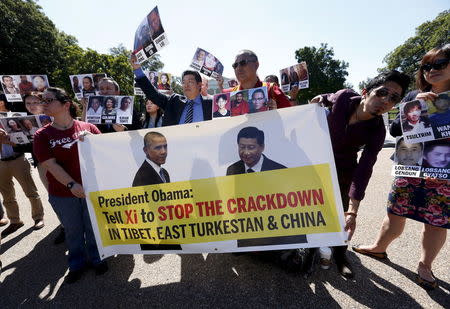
[382,10,449,80]
[294,43,349,104]
[0,0,68,75]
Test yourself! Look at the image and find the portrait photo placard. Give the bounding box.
[0,115,43,144]
[215,86,268,117]
[391,137,450,180]
[133,6,169,64]
[426,91,450,140]
[190,47,224,79]
[279,62,309,92]
[0,75,50,102]
[69,73,107,99]
[86,95,134,125]
[399,99,434,143]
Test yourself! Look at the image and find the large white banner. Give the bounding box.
[79,104,347,259]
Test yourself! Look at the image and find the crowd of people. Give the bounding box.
[0,45,448,290]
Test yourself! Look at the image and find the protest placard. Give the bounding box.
[190,48,224,79]
[0,75,50,102]
[279,62,309,92]
[427,91,450,140]
[86,95,134,124]
[133,6,169,64]
[134,70,159,95]
[69,73,107,99]
[391,137,450,180]
[0,115,43,144]
[218,86,268,117]
[79,104,347,257]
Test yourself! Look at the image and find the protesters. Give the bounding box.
[81,77,141,132]
[0,94,45,237]
[220,50,291,110]
[264,74,300,105]
[131,54,212,126]
[310,70,410,278]
[353,45,449,290]
[33,87,108,284]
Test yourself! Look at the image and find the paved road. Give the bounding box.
[0,149,448,308]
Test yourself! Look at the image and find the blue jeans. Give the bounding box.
[48,195,101,271]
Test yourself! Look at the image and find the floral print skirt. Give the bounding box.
[387,177,449,229]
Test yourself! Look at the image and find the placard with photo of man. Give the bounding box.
[190,47,224,79]
[69,73,107,99]
[399,99,434,143]
[0,115,43,144]
[133,6,169,64]
[279,62,309,92]
[391,137,450,180]
[86,95,134,125]
[426,91,450,140]
[1,75,50,102]
[213,86,269,118]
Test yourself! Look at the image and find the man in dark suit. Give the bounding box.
[226,126,286,175]
[131,55,212,127]
[132,131,170,187]
[226,127,306,269]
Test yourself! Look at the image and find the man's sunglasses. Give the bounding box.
[374,88,401,104]
[232,59,256,69]
[420,58,449,72]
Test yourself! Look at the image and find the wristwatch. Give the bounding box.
[66,181,76,189]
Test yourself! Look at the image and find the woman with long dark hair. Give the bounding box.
[33,87,108,284]
[353,44,449,290]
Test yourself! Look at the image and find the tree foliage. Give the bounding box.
[382,10,449,79]
[294,43,349,104]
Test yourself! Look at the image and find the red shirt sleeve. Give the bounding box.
[33,129,53,164]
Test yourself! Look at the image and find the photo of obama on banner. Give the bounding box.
[133,6,169,64]
[133,131,170,187]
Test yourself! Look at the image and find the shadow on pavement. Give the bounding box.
[1,242,443,308]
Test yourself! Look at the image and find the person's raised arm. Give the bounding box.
[130,54,170,110]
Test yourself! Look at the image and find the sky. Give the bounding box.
[38,0,448,89]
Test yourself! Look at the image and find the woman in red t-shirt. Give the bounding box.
[33,87,108,284]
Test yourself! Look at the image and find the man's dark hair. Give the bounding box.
[264,75,279,84]
[403,100,422,114]
[423,140,450,156]
[120,96,131,108]
[236,50,258,62]
[251,88,265,99]
[216,94,227,102]
[83,76,93,83]
[237,126,264,146]
[395,137,423,151]
[182,70,202,83]
[144,131,165,147]
[365,70,410,97]
[2,75,12,82]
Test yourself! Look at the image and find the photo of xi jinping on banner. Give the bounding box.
[133,6,169,64]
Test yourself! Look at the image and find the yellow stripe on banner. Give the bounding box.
[89,164,341,246]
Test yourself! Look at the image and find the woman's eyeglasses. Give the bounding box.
[421,58,449,72]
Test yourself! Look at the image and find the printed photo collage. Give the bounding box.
[133,6,169,64]
[279,62,309,92]
[85,95,134,124]
[212,86,268,118]
[0,74,50,102]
